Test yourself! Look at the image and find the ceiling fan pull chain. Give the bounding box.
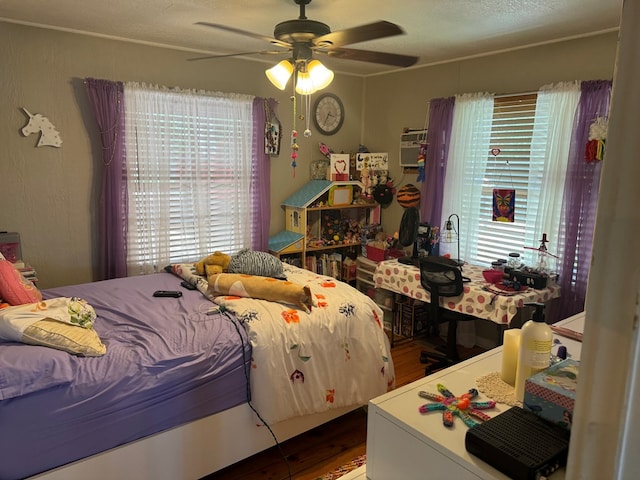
[291,94,298,177]
[304,92,312,138]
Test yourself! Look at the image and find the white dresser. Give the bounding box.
[364,313,584,480]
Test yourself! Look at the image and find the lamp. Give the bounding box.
[265,58,334,94]
[441,213,463,267]
[306,59,334,90]
[265,60,295,90]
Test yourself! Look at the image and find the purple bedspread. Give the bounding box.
[0,273,250,480]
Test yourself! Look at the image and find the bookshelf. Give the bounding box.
[269,180,380,281]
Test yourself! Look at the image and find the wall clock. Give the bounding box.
[313,93,344,136]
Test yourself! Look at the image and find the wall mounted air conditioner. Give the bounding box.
[399,129,427,167]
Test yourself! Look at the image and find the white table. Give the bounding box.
[361,313,584,480]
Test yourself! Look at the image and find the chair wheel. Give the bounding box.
[420,351,429,364]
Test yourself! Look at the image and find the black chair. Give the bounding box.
[418,256,474,374]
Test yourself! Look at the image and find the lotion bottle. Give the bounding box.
[514,302,552,401]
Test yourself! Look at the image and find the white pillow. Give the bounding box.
[0,297,105,356]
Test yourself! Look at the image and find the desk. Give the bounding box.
[373,260,560,327]
[365,312,584,480]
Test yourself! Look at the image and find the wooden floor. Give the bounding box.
[202,334,485,480]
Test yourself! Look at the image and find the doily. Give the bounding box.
[475,371,522,407]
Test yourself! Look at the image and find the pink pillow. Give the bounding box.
[0,260,42,305]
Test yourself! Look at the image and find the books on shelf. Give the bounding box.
[305,253,343,280]
[14,260,38,283]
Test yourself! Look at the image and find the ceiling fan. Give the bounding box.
[191,0,418,68]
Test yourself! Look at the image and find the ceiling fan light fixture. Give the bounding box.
[294,70,317,95]
[307,59,334,90]
[265,60,294,90]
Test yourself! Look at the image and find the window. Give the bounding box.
[124,85,255,274]
[475,94,539,265]
[444,84,580,270]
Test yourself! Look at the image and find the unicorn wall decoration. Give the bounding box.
[20,108,63,148]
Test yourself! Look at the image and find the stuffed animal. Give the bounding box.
[194,251,231,281]
[208,273,313,313]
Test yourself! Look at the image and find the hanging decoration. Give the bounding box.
[416,105,429,182]
[490,148,516,223]
[585,116,608,162]
[416,141,427,182]
[492,189,515,222]
[264,99,281,157]
[20,108,63,148]
[372,182,395,206]
[396,184,421,208]
[290,95,298,177]
[303,93,312,138]
[318,141,333,158]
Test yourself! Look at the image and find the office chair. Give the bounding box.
[418,256,474,375]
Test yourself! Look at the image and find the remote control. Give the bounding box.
[180,281,198,290]
[153,290,183,298]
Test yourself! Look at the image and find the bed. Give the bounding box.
[0,260,394,480]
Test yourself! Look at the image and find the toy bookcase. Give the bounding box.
[269,180,380,280]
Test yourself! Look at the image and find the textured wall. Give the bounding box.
[0,22,363,288]
[362,31,619,242]
[0,21,619,288]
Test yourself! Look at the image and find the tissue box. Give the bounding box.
[524,359,579,430]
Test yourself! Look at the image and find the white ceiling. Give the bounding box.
[0,0,622,76]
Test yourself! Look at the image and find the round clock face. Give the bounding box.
[313,93,344,135]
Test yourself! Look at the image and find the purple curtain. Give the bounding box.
[554,80,613,321]
[85,78,127,280]
[251,97,274,251]
[420,97,455,231]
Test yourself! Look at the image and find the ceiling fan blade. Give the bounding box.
[195,22,291,48]
[188,50,288,62]
[322,47,418,67]
[313,21,405,48]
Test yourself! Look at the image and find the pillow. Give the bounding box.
[0,297,106,356]
[209,273,313,313]
[0,259,42,305]
[21,318,106,356]
[227,248,286,279]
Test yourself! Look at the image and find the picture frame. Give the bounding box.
[328,185,353,206]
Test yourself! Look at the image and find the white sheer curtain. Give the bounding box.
[124,83,254,274]
[441,92,494,262]
[524,81,580,265]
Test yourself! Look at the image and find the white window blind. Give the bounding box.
[472,94,541,266]
[450,83,579,271]
[124,85,255,274]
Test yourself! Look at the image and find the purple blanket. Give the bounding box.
[0,273,250,480]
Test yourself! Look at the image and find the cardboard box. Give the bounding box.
[394,297,427,338]
[524,359,579,430]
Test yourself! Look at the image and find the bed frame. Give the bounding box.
[30,399,357,479]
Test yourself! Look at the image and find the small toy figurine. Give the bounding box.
[418,384,496,428]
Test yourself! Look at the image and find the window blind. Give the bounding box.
[124,87,254,274]
[470,94,542,266]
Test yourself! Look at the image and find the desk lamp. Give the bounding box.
[442,213,463,267]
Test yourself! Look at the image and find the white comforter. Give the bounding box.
[173,263,395,424]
